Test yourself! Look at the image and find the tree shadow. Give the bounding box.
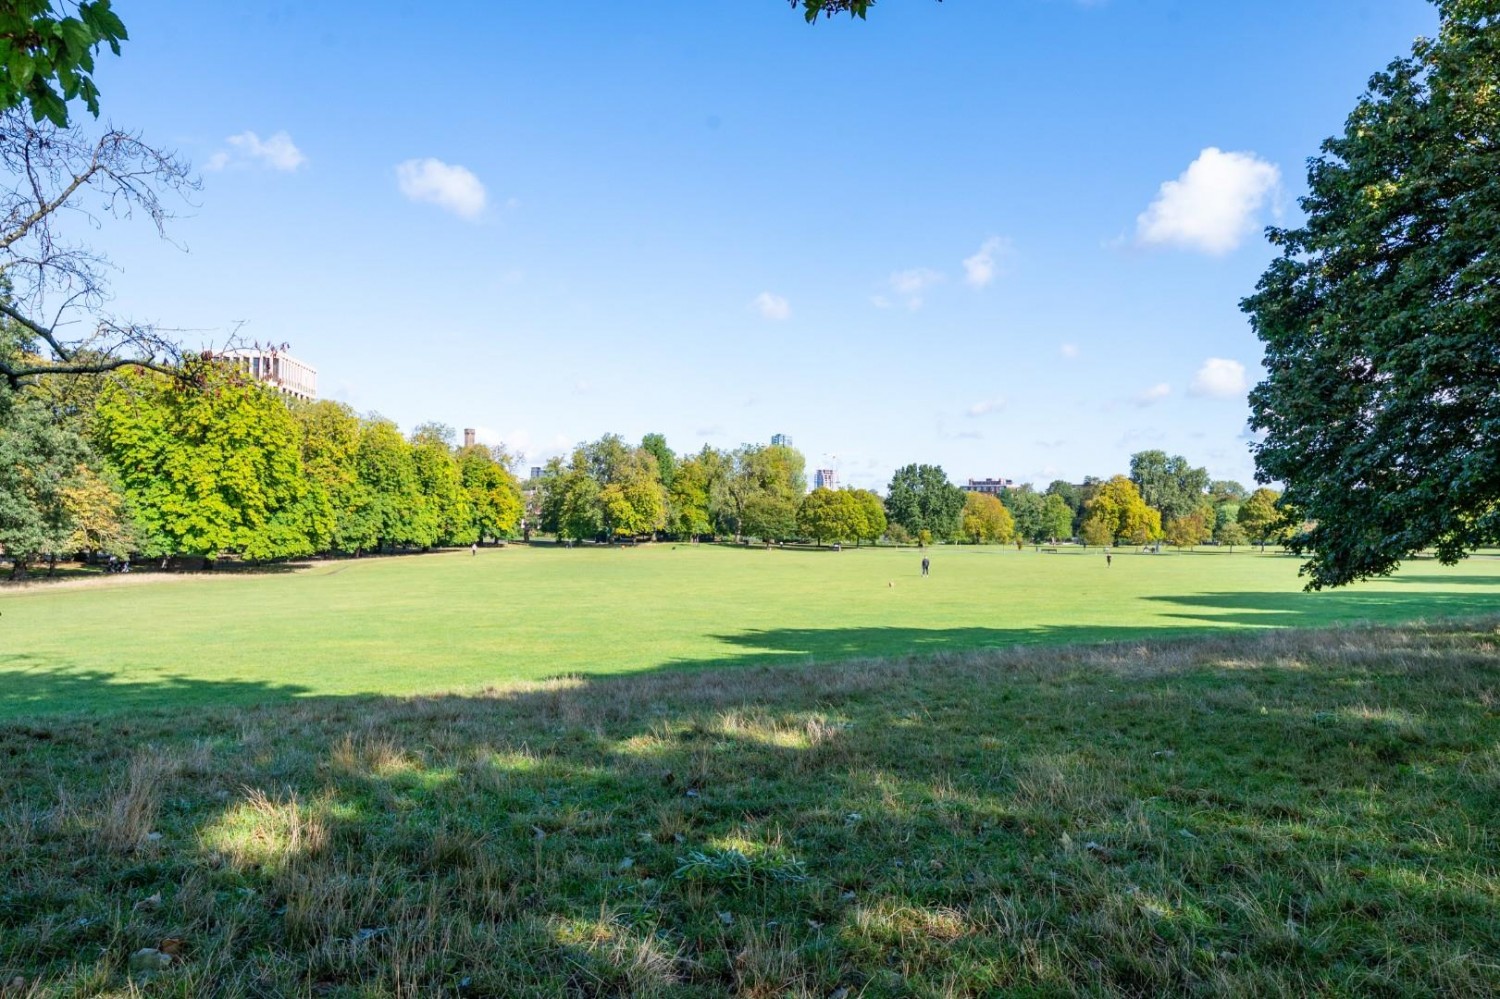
[0,657,312,716]
[1143,589,1500,628]
[5,620,1500,993]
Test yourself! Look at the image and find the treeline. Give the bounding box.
[860,457,1287,551]
[0,359,522,575]
[0,347,1291,576]
[531,435,888,545]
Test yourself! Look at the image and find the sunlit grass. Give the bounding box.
[4,542,1500,718]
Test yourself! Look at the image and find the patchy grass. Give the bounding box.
[5,543,1500,718]
[3,620,1499,995]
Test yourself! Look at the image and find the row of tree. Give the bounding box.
[0,353,525,575]
[2,325,1291,572]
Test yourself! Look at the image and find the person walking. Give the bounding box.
[1106,551,1112,567]
[921,556,930,577]
[471,542,478,556]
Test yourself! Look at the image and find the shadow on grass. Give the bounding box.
[0,660,313,719]
[4,619,1500,994]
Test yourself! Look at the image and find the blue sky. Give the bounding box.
[86,0,1438,489]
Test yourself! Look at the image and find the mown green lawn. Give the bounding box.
[5,543,1500,718]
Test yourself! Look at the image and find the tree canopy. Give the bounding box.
[1244,0,1500,588]
[885,464,965,542]
[0,1,127,127]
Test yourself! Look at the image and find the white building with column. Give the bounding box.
[223,349,317,403]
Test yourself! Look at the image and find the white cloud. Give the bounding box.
[887,267,944,310]
[1060,343,1080,359]
[753,291,791,321]
[396,158,487,219]
[1135,147,1280,255]
[962,236,1012,288]
[206,130,306,172]
[1132,382,1172,407]
[1190,357,1248,398]
[967,398,1006,418]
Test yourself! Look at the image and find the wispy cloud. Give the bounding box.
[1136,147,1280,254]
[753,291,791,321]
[880,267,944,310]
[1060,343,1080,359]
[396,158,487,219]
[1190,357,1248,398]
[967,397,1006,418]
[206,130,306,172]
[1131,382,1172,407]
[962,236,1013,288]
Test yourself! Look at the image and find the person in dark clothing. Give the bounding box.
[921,556,930,576]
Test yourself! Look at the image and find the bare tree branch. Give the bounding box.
[0,107,198,385]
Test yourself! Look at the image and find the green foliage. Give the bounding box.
[1039,494,1074,542]
[1000,485,1048,543]
[60,461,133,557]
[1163,510,1212,550]
[640,432,675,489]
[598,448,667,538]
[961,491,1014,544]
[795,0,872,21]
[294,400,369,553]
[94,365,317,562]
[718,443,806,541]
[0,0,127,127]
[356,417,428,552]
[847,488,887,546]
[1129,450,1210,523]
[797,487,862,545]
[411,435,475,547]
[1081,475,1162,546]
[1214,519,1248,551]
[884,464,964,541]
[667,449,715,539]
[1237,487,1287,549]
[459,445,522,542]
[742,491,798,543]
[0,391,89,573]
[1244,0,1500,587]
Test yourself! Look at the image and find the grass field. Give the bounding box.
[5,542,1500,719]
[4,617,1499,995]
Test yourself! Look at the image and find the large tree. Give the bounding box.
[458,444,522,543]
[295,400,374,554]
[1244,0,1500,588]
[961,491,1014,545]
[1129,450,1210,524]
[355,417,428,552]
[95,364,322,564]
[847,488,887,546]
[0,389,89,575]
[1237,487,1287,552]
[798,488,856,546]
[1080,475,1161,547]
[885,464,965,541]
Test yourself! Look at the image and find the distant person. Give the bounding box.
[921,556,930,577]
[471,542,478,556]
[1106,552,1112,567]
